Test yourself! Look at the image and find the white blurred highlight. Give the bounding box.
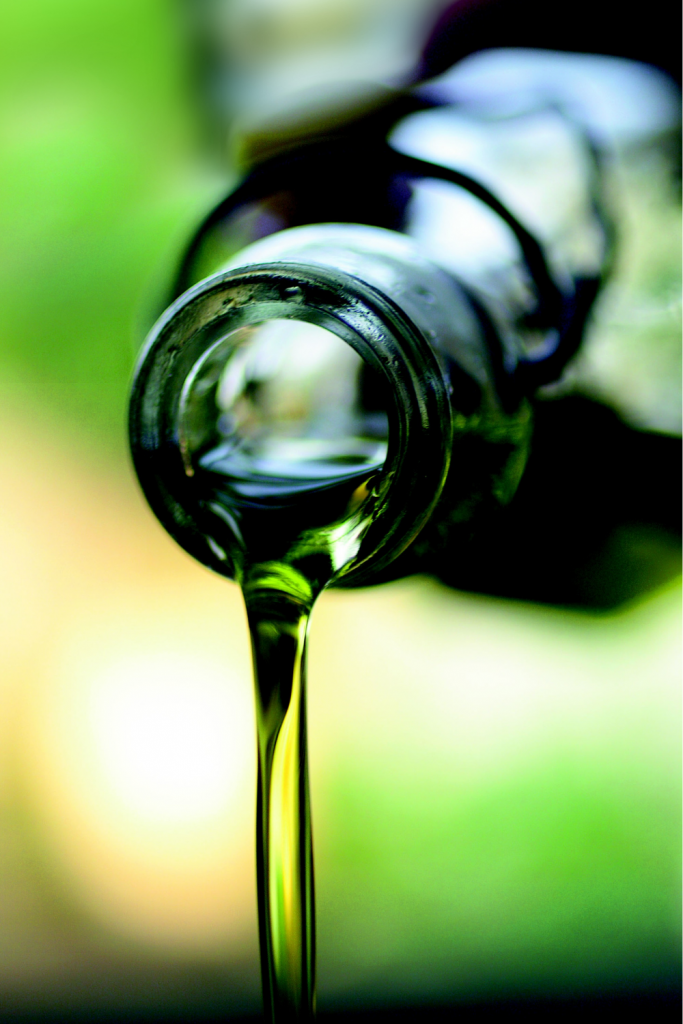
[87,650,252,826]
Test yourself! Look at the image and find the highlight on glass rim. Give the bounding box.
[0,1,680,1023]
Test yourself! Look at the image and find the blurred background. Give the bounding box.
[0,0,680,1021]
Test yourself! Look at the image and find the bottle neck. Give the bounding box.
[129,255,453,587]
[222,223,489,391]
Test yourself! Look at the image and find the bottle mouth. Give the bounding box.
[179,316,388,489]
[129,261,452,587]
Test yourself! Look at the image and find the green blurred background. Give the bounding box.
[0,0,679,1019]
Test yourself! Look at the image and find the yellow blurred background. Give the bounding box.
[0,0,679,1018]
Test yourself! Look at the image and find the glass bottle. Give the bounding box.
[130,88,611,589]
[128,82,611,1024]
[131,220,531,590]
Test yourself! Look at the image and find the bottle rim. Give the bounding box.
[129,261,453,586]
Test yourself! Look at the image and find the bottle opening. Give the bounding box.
[130,261,451,587]
[180,318,389,491]
[176,315,391,581]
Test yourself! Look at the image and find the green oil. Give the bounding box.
[184,320,388,1021]
[199,462,382,1022]
[245,564,315,1022]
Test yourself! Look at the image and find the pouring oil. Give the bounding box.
[181,316,389,1021]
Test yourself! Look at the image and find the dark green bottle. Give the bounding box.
[128,97,612,1024]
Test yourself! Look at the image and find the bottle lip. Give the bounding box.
[129,261,453,586]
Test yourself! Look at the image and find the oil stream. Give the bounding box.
[244,563,316,1022]
[184,319,389,1021]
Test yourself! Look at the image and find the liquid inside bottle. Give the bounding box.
[181,316,389,590]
